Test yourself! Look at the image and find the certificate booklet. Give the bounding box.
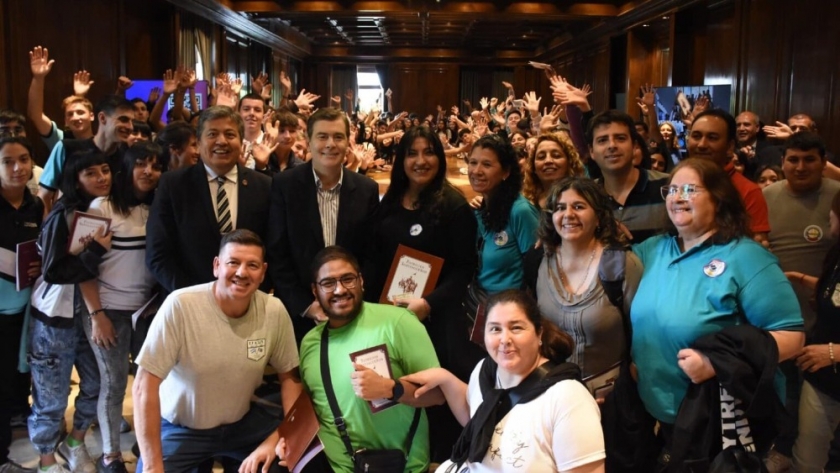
[276,392,322,472]
[349,344,397,413]
[68,211,111,255]
[379,245,443,304]
[16,240,40,291]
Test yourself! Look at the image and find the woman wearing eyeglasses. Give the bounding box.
[631,158,804,468]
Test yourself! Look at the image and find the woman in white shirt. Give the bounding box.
[404,290,605,473]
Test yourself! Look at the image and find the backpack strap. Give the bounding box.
[598,247,632,356]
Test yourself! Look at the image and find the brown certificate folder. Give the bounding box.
[15,240,39,291]
[379,245,444,304]
[276,392,322,471]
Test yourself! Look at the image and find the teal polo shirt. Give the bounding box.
[630,234,803,423]
[475,195,540,293]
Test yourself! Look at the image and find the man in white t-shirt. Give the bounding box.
[133,229,301,473]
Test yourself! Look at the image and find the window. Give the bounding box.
[356,66,383,113]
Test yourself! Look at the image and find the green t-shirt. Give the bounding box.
[300,302,440,473]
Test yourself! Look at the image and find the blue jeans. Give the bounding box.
[137,403,279,473]
[792,380,840,473]
[27,310,100,455]
[82,309,132,455]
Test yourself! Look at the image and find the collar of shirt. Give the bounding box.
[205,164,239,184]
[313,166,344,192]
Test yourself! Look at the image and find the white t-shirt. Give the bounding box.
[437,359,605,473]
[137,282,299,429]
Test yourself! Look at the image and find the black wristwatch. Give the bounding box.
[389,379,404,401]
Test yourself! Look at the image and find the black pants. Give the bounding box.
[0,311,26,465]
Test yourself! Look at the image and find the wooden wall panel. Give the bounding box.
[388,63,459,116]
[0,0,175,162]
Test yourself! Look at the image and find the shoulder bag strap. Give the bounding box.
[320,325,356,460]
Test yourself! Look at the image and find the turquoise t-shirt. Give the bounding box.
[475,194,540,293]
[631,235,804,423]
[300,303,440,473]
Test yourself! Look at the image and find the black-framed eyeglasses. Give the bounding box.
[661,184,706,201]
[316,274,360,292]
[0,126,25,138]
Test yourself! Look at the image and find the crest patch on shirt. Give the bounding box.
[703,259,726,278]
[247,339,266,361]
[803,225,823,243]
[409,224,423,236]
[494,231,509,246]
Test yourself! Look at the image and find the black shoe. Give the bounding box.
[119,418,130,434]
[95,457,126,473]
[130,443,139,459]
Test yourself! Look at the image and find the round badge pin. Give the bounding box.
[494,231,509,246]
[803,225,823,243]
[409,224,423,236]
[703,259,726,278]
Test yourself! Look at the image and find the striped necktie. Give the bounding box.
[216,176,233,234]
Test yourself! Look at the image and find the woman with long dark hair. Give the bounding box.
[79,141,163,473]
[29,150,113,473]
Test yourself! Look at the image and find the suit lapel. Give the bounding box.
[190,164,218,230]
[301,162,326,247]
[236,164,251,229]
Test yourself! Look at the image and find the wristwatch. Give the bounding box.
[389,379,404,401]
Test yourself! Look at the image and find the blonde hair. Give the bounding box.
[61,96,93,114]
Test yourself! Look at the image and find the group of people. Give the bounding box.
[0,45,838,473]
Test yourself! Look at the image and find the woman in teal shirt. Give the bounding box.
[468,134,539,294]
[630,158,804,463]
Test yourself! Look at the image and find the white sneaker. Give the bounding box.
[56,440,95,473]
[35,464,70,473]
[764,449,792,473]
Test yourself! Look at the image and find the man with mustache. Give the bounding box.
[285,246,443,473]
[146,106,271,294]
[134,230,301,473]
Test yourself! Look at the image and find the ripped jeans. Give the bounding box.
[27,310,100,455]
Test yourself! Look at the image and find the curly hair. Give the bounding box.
[472,134,522,233]
[667,158,752,243]
[522,133,584,208]
[538,177,627,255]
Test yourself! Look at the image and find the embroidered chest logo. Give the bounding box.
[803,225,823,243]
[703,259,726,278]
[247,339,266,361]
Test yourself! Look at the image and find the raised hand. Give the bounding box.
[331,95,341,105]
[251,71,268,94]
[763,121,794,140]
[451,105,459,116]
[230,77,243,95]
[180,69,197,89]
[215,84,238,108]
[384,88,393,98]
[479,97,489,110]
[73,70,94,97]
[116,76,134,92]
[540,104,564,133]
[692,94,710,115]
[148,87,161,104]
[279,71,292,92]
[637,84,655,115]
[501,80,513,90]
[252,136,279,170]
[489,97,499,108]
[260,83,272,101]
[162,69,178,94]
[344,88,354,100]
[294,89,320,112]
[29,46,54,78]
[523,91,541,114]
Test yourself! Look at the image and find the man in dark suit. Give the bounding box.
[267,107,379,344]
[146,106,272,293]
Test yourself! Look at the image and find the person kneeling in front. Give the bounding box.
[133,230,301,473]
[277,246,445,473]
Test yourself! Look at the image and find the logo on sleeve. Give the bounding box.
[803,225,823,243]
[247,339,266,361]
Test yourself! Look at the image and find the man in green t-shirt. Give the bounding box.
[289,246,444,473]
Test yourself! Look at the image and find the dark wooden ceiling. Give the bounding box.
[229,1,634,51]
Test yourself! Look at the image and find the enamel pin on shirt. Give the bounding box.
[703,259,726,278]
[409,224,422,236]
[494,231,509,246]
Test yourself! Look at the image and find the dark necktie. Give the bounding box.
[216,176,232,233]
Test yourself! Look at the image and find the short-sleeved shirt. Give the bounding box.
[726,162,771,234]
[475,195,540,292]
[436,359,604,472]
[136,282,299,429]
[39,138,98,191]
[300,303,440,473]
[0,189,43,314]
[40,121,65,152]
[600,168,670,243]
[631,235,803,423]
[763,179,840,330]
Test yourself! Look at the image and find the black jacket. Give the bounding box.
[668,325,785,472]
[40,199,105,285]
